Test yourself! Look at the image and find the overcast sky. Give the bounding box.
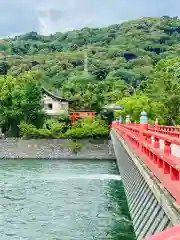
[0,0,179,37]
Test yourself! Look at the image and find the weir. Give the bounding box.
[111,112,180,240]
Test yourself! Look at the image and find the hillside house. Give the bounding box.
[42,88,73,117]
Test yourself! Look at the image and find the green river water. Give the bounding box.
[0,159,135,240]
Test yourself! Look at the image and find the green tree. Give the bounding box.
[2,16,180,126]
[145,57,180,125]
[0,71,44,136]
[115,94,167,124]
[18,72,45,127]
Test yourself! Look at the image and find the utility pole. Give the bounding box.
[84,51,88,73]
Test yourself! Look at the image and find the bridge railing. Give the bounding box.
[148,124,180,138]
[123,122,180,138]
[112,112,180,205]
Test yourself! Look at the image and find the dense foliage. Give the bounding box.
[0,72,44,136]
[0,16,180,137]
[20,118,108,139]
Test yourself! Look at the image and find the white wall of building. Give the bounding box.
[43,94,69,116]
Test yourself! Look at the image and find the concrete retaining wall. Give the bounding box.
[111,130,180,240]
[0,138,115,160]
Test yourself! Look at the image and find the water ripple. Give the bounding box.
[0,159,134,240]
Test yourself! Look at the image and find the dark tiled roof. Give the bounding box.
[42,88,73,103]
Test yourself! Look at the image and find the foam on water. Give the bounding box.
[39,174,121,181]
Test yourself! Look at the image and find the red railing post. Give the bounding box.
[140,112,148,152]
[154,118,159,132]
[152,119,160,163]
[164,140,171,155]
[163,141,170,173]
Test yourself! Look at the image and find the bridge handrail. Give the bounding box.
[127,123,180,137]
[149,124,180,131]
[120,124,180,145]
[112,121,180,205]
[149,126,180,138]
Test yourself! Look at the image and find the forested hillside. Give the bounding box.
[0,16,180,130]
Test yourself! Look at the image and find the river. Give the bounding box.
[0,159,135,240]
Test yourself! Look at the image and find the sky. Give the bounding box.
[0,0,180,37]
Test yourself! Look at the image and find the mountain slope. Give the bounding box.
[1,16,180,112]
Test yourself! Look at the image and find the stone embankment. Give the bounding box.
[0,138,115,160]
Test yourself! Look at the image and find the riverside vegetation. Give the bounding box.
[0,16,180,138]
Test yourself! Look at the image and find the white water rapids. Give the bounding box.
[39,174,122,181]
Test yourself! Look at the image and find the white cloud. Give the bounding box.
[0,0,180,37]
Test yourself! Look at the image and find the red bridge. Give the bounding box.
[111,112,180,240]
